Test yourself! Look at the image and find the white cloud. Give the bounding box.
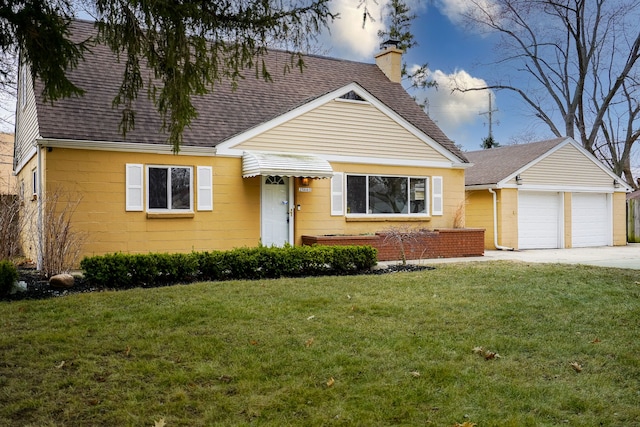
[436,0,499,28]
[423,68,491,125]
[411,66,493,147]
[320,0,387,60]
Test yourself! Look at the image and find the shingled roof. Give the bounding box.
[34,20,467,163]
[465,137,567,186]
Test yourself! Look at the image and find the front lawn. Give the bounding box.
[1,261,639,426]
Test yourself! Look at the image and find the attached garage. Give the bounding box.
[464,137,630,250]
[518,191,562,249]
[571,193,611,247]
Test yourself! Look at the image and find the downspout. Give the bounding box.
[488,188,514,251]
[36,143,43,270]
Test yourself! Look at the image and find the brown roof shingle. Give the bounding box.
[34,20,467,162]
[464,138,567,186]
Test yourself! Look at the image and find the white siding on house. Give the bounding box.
[14,63,40,173]
[513,144,612,187]
[236,100,451,163]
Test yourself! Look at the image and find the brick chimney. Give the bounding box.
[375,40,403,83]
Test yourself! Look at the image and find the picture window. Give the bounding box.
[346,174,428,215]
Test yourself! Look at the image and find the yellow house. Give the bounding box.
[465,137,631,250]
[0,133,15,194]
[13,21,470,266]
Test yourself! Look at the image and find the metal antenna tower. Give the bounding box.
[479,92,498,139]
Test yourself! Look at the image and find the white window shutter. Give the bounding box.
[432,176,443,216]
[197,166,213,211]
[331,172,344,216]
[125,164,143,211]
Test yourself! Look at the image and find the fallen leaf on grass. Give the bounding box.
[484,351,501,360]
[218,375,233,383]
[154,418,166,427]
[305,338,315,348]
[124,345,131,356]
[472,346,501,360]
[570,362,582,372]
[326,377,335,387]
[453,422,477,427]
[410,371,421,378]
[591,338,601,344]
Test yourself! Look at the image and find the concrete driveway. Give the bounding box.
[425,243,640,270]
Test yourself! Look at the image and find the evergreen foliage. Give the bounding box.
[481,135,500,149]
[0,259,18,296]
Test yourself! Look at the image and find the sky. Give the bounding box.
[319,0,549,153]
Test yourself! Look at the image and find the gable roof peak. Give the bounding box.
[465,137,571,186]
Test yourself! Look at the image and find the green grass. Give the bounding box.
[1,261,639,426]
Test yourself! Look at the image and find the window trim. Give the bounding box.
[31,168,37,196]
[146,165,194,213]
[345,173,431,217]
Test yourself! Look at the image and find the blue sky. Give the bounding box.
[320,0,553,152]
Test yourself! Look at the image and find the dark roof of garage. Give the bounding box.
[464,138,567,186]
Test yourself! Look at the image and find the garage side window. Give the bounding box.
[148,166,193,211]
[346,174,429,215]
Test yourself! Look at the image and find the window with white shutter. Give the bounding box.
[125,164,144,211]
[331,172,344,216]
[432,176,443,216]
[197,166,213,211]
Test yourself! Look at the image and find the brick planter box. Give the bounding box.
[302,229,485,262]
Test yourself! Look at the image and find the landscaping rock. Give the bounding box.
[371,263,390,271]
[10,281,28,295]
[49,273,75,289]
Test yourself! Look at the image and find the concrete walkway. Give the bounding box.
[420,243,640,270]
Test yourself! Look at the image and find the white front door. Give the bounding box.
[261,176,292,247]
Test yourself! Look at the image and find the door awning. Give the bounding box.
[242,151,333,178]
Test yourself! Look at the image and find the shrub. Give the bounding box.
[0,193,26,261]
[0,260,18,296]
[37,189,85,278]
[80,245,378,288]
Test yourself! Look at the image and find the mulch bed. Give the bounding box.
[2,264,435,302]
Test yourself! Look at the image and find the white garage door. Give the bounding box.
[572,193,610,247]
[518,191,562,249]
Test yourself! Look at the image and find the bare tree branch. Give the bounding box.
[457,0,640,187]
